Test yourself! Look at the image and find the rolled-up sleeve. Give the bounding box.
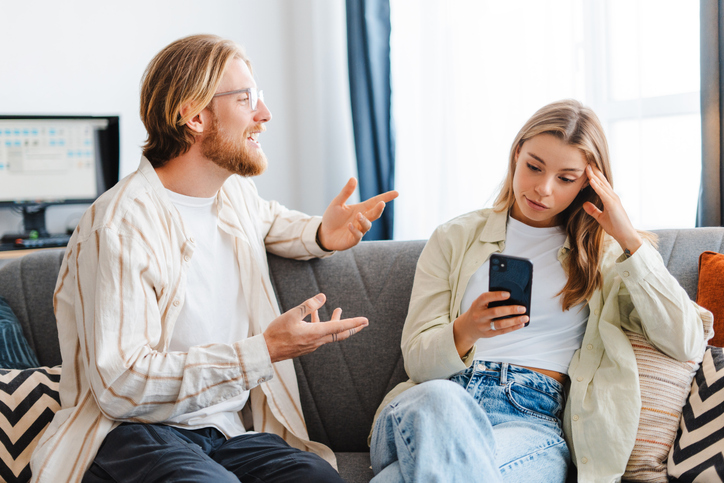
[616,242,713,361]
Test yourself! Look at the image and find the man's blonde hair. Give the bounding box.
[140,34,250,167]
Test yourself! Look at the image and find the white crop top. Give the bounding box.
[460,216,589,374]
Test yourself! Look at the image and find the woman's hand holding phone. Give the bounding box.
[452,291,529,358]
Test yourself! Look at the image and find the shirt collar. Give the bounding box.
[478,208,508,243]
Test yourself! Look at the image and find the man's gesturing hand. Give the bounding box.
[317,178,399,251]
[263,293,369,363]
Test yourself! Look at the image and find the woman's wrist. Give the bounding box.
[452,314,475,359]
[619,233,643,257]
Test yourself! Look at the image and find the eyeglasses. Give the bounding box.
[212,87,264,111]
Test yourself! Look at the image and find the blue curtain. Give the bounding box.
[698,0,724,226]
[346,0,395,240]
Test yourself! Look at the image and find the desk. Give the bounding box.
[0,244,66,259]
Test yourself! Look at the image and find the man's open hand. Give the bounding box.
[317,178,398,251]
[263,293,369,363]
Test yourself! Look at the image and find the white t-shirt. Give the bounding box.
[460,216,589,374]
[164,189,251,437]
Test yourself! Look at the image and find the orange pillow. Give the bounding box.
[696,251,724,347]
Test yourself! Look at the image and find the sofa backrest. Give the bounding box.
[1,228,723,452]
[267,240,425,452]
[0,248,65,367]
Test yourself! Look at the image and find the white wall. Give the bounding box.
[0,0,357,236]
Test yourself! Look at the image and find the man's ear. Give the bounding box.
[180,103,208,135]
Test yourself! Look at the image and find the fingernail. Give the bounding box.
[518,306,526,313]
[523,316,529,322]
[315,294,324,302]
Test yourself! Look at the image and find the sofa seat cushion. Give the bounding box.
[336,452,374,483]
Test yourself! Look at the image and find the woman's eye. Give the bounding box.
[559,177,576,184]
[527,163,541,173]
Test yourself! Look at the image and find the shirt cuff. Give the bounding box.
[615,240,659,285]
[301,217,336,258]
[232,334,275,388]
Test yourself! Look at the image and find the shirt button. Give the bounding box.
[587,344,593,350]
[577,376,583,382]
[594,309,600,316]
[623,271,630,277]
[581,457,588,464]
[184,255,191,262]
[173,300,180,307]
[189,237,195,243]
[257,378,266,384]
[573,415,579,421]
[477,363,485,371]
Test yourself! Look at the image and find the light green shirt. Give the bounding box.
[371,208,712,483]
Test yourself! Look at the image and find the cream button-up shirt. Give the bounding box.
[371,208,712,483]
[30,157,336,483]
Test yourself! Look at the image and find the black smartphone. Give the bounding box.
[488,254,533,326]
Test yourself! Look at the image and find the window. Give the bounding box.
[391,0,700,240]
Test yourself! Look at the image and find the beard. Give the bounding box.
[201,110,268,177]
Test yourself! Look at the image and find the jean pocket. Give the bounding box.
[504,382,561,424]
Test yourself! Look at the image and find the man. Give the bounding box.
[30,34,397,483]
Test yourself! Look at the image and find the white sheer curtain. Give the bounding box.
[391,0,700,240]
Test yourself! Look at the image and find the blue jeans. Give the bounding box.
[370,362,570,482]
[82,423,343,483]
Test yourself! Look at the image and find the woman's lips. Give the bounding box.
[525,197,548,211]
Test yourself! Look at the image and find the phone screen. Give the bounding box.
[488,254,533,326]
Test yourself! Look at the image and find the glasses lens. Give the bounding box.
[250,88,258,111]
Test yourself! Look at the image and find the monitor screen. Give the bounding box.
[0,115,119,238]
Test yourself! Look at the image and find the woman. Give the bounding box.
[369,100,711,482]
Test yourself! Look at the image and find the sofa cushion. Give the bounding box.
[696,251,724,348]
[622,331,704,482]
[0,366,61,483]
[668,346,724,482]
[268,240,425,452]
[0,297,39,370]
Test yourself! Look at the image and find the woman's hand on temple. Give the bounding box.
[583,165,643,255]
[452,291,528,358]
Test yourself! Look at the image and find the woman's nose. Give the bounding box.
[535,177,553,196]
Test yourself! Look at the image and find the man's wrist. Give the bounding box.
[315,225,333,252]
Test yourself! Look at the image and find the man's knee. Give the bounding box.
[273,452,343,483]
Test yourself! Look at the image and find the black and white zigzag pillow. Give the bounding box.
[668,346,724,482]
[0,366,61,483]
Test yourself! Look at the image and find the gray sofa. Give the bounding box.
[1,228,724,482]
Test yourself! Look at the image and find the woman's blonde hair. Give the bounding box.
[140,34,249,167]
[494,99,622,310]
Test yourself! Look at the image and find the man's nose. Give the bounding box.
[254,99,272,123]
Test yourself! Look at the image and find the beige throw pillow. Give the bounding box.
[622,330,703,482]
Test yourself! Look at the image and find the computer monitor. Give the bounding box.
[0,115,120,239]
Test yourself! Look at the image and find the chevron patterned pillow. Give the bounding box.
[0,366,61,483]
[668,346,724,482]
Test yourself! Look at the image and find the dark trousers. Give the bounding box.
[82,423,343,483]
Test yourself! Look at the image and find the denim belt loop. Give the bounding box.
[500,362,509,386]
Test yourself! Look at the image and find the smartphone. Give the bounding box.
[488,254,533,326]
